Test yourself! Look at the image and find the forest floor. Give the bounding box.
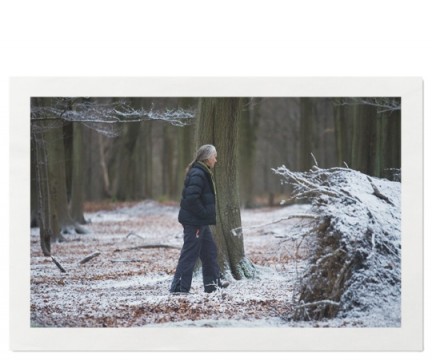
[30,200,394,328]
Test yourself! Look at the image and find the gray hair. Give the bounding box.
[186,144,216,172]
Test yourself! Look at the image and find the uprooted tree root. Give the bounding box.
[273,165,401,322]
[293,217,367,320]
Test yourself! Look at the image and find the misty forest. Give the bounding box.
[30,96,401,327]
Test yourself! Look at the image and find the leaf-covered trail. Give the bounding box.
[31,201,309,328]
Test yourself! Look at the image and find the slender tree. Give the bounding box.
[142,120,154,198]
[299,98,316,171]
[334,97,353,167]
[176,98,196,198]
[69,121,87,224]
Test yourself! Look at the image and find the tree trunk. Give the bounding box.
[142,121,154,198]
[30,135,39,227]
[162,125,175,199]
[32,128,52,255]
[111,121,141,201]
[45,120,73,237]
[387,109,401,176]
[334,98,353,167]
[350,104,377,175]
[238,98,259,208]
[176,98,196,199]
[196,98,254,280]
[32,97,82,254]
[317,98,337,168]
[299,98,316,171]
[69,122,87,223]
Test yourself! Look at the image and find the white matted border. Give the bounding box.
[10,77,423,351]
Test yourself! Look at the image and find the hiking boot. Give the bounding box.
[218,278,230,288]
[169,277,190,294]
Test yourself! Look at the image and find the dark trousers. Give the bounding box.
[170,225,220,293]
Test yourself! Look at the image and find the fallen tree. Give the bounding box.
[273,165,401,323]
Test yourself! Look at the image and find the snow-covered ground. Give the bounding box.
[30,199,400,328]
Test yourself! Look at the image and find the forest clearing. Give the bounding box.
[31,166,401,329]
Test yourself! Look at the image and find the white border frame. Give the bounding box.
[10,77,423,351]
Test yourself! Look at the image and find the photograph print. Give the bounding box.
[30,95,402,329]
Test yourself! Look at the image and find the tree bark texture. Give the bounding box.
[31,98,78,254]
[350,104,377,175]
[299,98,316,171]
[32,128,52,255]
[45,120,73,235]
[69,122,86,223]
[111,121,141,201]
[238,98,259,208]
[196,98,254,280]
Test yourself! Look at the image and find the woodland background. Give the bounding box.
[30,96,401,219]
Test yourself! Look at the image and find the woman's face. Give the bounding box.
[205,152,217,169]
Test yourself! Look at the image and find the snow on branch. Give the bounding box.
[334,97,401,113]
[31,98,196,137]
[272,165,360,204]
[273,165,401,322]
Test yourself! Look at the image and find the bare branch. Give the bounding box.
[31,98,196,137]
[119,232,181,251]
[312,247,347,268]
[334,97,401,113]
[367,177,394,206]
[114,244,181,252]
[51,256,67,273]
[310,153,318,167]
[79,252,101,265]
[273,166,350,200]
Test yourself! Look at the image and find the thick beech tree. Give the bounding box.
[196,98,255,280]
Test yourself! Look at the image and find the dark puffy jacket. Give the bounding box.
[178,162,216,225]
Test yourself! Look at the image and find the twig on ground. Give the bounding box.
[79,252,101,264]
[51,256,67,273]
[114,244,181,252]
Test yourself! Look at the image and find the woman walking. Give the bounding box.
[170,144,228,294]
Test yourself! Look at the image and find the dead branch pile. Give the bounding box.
[273,165,401,322]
